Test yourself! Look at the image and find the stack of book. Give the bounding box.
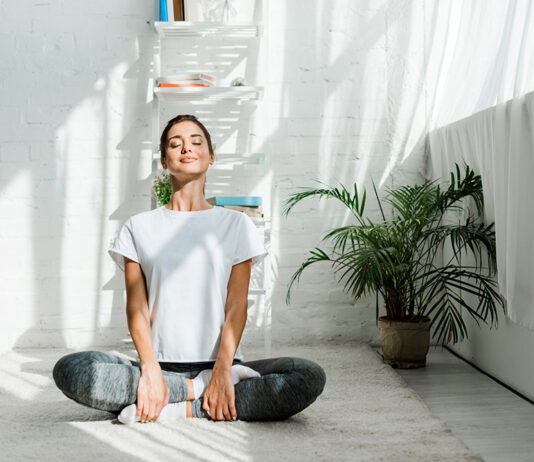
[206,196,263,218]
[159,0,185,21]
[156,73,216,88]
[159,0,255,22]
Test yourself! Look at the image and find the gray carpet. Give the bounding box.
[0,341,483,461]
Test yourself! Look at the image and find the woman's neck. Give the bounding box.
[165,198,213,212]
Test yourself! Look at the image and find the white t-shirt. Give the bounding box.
[108,205,268,362]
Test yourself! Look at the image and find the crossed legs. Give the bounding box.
[53,351,327,421]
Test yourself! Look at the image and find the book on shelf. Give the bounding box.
[166,0,173,21]
[159,0,168,21]
[156,73,216,87]
[172,0,184,21]
[183,0,203,21]
[207,196,262,206]
[159,0,185,21]
[158,83,211,88]
[206,196,264,219]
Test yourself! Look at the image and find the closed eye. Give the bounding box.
[169,142,202,148]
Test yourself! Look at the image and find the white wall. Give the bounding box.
[0,0,432,353]
[0,0,156,351]
[267,0,429,345]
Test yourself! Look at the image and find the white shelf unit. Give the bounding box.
[154,21,262,39]
[150,19,272,357]
[154,85,263,101]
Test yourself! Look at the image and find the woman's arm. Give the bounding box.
[203,258,252,421]
[216,259,251,369]
[124,256,169,422]
[124,257,157,365]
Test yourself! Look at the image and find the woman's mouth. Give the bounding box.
[181,156,197,163]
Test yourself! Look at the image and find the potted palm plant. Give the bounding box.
[283,163,505,368]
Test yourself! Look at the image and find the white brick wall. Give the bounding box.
[266,0,426,346]
[0,0,429,353]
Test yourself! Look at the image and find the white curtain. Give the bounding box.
[422,0,534,328]
[426,91,534,329]
[422,0,534,130]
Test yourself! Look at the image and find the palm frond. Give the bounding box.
[371,177,386,221]
[413,265,504,343]
[285,247,331,305]
[282,178,367,225]
[384,180,439,222]
[436,162,485,217]
[420,219,497,273]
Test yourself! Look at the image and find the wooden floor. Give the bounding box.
[373,346,534,462]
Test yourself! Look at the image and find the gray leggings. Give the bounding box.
[52,351,326,421]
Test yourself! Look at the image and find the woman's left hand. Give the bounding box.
[202,366,237,421]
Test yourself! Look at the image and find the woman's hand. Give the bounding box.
[137,362,170,422]
[202,366,237,421]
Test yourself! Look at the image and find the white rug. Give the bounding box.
[0,341,483,461]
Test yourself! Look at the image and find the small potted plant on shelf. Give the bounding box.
[152,170,172,206]
[282,163,505,368]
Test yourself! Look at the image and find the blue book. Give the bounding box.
[160,0,168,21]
[206,196,263,207]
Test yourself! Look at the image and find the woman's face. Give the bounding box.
[162,120,214,178]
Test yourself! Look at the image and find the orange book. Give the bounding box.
[158,83,212,87]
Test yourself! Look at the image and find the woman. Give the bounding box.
[53,114,326,424]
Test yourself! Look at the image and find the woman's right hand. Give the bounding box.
[137,362,170,422]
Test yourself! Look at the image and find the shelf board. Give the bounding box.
[154,85,263,101]
[154,21,261,38]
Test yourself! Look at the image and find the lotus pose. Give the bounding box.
[53,114,326,423]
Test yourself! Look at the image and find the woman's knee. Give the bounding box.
[242,356,326,402]
[53,350,137,412]
[292,357,327,402]
[52,351,124,396]
[54,351,88,391]
[266,357,326,420]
